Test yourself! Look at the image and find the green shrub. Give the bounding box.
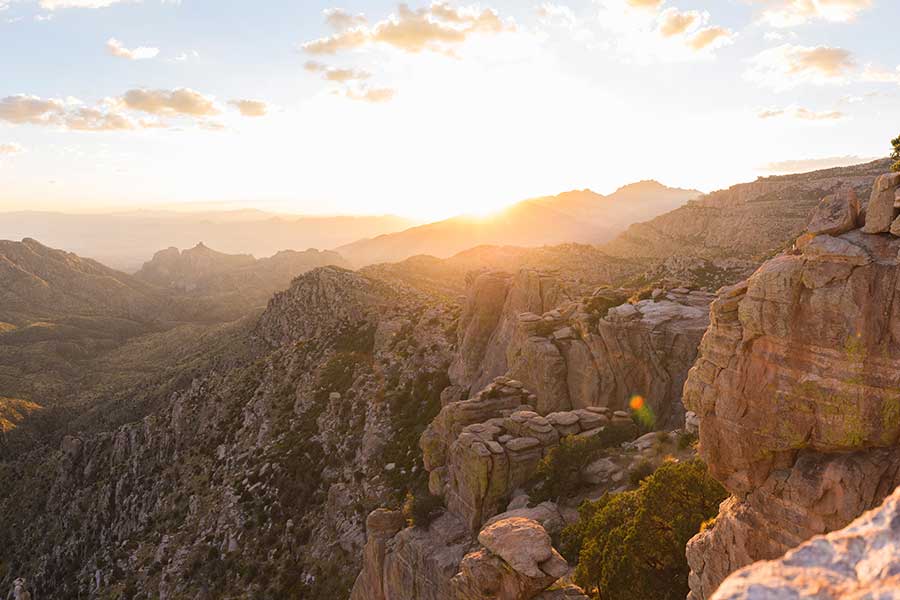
[628,459,656,486]
[530,422,638,503]
[892,134,900,172]
[403,490,444,528]
[561,459,727,600]
[677,431,698,451]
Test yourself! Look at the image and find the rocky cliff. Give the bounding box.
[683,173,900,599]
[450,269,712,428]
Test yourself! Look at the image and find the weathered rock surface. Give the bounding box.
[684,184,900,599]
[449,269,712,428]
[711,485,900,600]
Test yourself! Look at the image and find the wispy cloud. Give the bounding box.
[228,99,269,117]
[746,44,855,88]
[118,88,219,116]
[0,142,23,155]
[305,61,371,82]
[751,0,873,27]
[302,3,515,55]
[758,105,845,121]
[106,38,159,60]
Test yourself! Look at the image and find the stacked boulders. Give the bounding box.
[424,377,631,532]
[684,173,900,599]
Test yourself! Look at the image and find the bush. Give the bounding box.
[677,431,698,451]
[561,459,727,600]
[628,459,656,487]
[403,490,444,529]
[530,422,638,503]
[892,134,900,172]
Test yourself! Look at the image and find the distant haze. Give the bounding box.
[0,211,414,272]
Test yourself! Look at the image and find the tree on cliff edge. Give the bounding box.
[892,134,900,172]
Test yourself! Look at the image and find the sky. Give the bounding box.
[0,0,897,221]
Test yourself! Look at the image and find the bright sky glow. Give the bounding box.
[0,0,897,220]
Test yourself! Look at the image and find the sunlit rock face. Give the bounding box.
[685,174,900,599]
[450,268,712,428]
[711,485,900,600]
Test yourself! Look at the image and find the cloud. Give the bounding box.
[229,99,269,117]
[324,7,368,31]
[535,3,578,28]
[302,3,515,55]
[304,60,371,82]
[760,155,877,173]
[597,0,735,57]
[687,26,733,51]
[626,0,663,9]
[40,0,125,8]
[106,38,159,60]
[752,0,872,27]
[0,94,142,131]
[746,44,855,88]
[758,105,845,120]
[0,89,230,131]
[861,64,900,84]
[119,88,219,116]
[658,8,700,37]
[0,95,66,125]
[40,0,179,9]
[0,143,23,156]
[344,86,396,103]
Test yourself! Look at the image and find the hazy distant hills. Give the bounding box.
[337,181,700,267]
[0,210,414,272]
[136,241,350,307]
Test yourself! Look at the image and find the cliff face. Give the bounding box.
[684,173,900,599]
[450,270,712,428]
[0,267,456,599]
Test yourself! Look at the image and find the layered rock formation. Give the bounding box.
[451,269,712,427]
[712,485,900,599]
[684,173,900,599]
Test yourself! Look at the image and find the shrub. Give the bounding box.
[892,134,900,172]
[561,459,727,600]
[403,490,444,528]
[677,431,698,451]
[530,422,638,503]
[628,459,656,486]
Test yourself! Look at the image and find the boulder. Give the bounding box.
[477,517,559,580]
[862,172,900,233]
[806,190,860,236]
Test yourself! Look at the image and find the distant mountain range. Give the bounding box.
[337,181,701,267]
[0,211,414,272]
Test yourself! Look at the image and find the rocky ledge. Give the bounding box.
[712,484,900,599]
[684,173,900,599]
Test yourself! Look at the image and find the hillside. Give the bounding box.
[604,159,890,262]
[337,182,700,267]
[136,242,350,309]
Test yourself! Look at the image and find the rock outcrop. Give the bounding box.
[711,485,900,599]
[450,269,713,428]
[684,173,900,599]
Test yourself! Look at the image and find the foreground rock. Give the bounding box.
[712,485,900,599]
[684,176,900,599]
